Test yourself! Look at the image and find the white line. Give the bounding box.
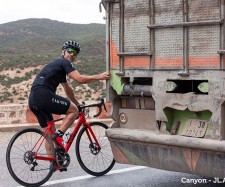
[41,166,147,186]
[106,166,147,175]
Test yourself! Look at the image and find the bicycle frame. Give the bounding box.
[33,111,101,162]
[6,98,115,187]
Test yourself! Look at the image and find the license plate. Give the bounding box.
[181,119,208,138]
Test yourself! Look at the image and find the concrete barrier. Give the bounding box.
[0,104,27,124]
[0,103,112,132]
[0,118,113,132]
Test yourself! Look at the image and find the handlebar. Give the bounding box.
[77,98,107,118]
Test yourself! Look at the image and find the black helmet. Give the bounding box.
[62,40,81,53]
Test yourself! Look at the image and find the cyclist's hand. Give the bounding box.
[77,102,85,111]
[76,105,81,111]
[99,72,110,80]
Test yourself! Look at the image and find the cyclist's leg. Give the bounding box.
[39,91,78,133]
[29,87,78,141]
[41,92,78,133]
[29,106,55,156]
[29,90,56,155]
[43,112,56,156]
[29,90,50,128]
[59,102,78,132]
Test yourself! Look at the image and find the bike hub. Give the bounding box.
[24,151,35,164]
[89,143,100,155]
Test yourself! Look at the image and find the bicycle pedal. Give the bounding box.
[59,168,67,172]
[54,165,67,172]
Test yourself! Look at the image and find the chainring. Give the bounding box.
[56,149,70,168]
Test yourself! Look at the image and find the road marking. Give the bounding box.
[41,166,147,186]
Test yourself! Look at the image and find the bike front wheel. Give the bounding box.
[76,122,115,176]
[6,128,55,187]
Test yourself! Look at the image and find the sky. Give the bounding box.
[0,0,106,24]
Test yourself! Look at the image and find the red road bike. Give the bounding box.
[6,99,115,187]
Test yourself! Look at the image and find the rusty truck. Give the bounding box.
[100,0,225,179]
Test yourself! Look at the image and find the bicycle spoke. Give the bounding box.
[6,128,55,186]
[76,122,115,176]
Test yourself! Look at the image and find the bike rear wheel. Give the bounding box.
[6,128,55,187]
[76,122,115,176]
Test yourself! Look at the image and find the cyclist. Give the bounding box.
[28,40,110,150]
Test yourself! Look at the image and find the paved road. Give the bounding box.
[1,131,224,187]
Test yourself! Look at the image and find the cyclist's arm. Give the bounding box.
[61,82,80,106]
[68,70,110,84]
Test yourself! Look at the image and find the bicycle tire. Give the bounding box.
[6,128,55,187]
[76,122,115,176]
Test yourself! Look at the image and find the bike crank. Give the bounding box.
[55,148,70,169]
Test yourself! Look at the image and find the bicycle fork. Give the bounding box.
[85,122,101,153]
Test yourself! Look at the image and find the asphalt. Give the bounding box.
[0,119,113,132]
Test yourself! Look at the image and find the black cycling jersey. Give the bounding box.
[31,56,76,92]
[29,56,75,127]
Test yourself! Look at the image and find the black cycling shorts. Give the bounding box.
[28,87,70,127]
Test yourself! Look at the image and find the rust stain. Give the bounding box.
[110,142,130,164]
[191,150,201,171]
[109,40,150,68]
[182,148,193,171]
[182,148,201,172]
[110,39,119,67]
[121,98,127,108]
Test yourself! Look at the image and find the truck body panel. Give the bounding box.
[102,0,225,178]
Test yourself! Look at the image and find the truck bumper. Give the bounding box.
[106,128,225,178]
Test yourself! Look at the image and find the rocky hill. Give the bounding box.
[0,19,106,104]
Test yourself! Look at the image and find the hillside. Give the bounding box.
[0,18,106,104]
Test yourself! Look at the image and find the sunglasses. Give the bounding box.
[67,48,79,56]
